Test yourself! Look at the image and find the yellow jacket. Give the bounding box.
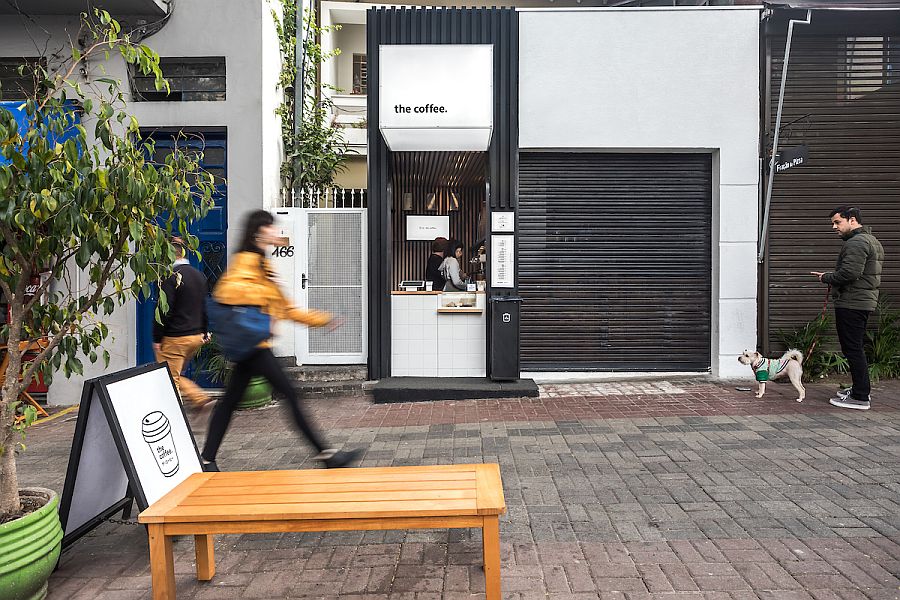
[213,252,332,347]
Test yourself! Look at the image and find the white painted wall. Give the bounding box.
[519,7,761,379]
[0,0,283,404]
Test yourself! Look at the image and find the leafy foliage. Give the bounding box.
[777,296,900,383]
[866,296,900,382]
[195,338,229,385]
[776,314,847,381]
[0,9,214,518]
[271,1,351,195]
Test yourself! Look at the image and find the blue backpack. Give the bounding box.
[206,297,271,362]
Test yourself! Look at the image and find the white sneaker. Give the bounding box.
[829,396,871,410]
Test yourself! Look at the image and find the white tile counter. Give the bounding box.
[391,292,486,377]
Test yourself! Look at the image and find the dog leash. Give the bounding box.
[804,285,832,363]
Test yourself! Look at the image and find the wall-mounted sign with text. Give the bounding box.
[491,212,515,233]
[491,234,515,288]
[407,215,450,241]
[379,44,493,152]
[773,144,809,173]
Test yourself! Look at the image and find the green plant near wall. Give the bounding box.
[866,296,900,382]
[271,0,351,198]
[777,296,900,383]
[777,314,847,381]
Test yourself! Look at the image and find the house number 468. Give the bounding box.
[271,246,295,258]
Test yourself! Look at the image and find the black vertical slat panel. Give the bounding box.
[368,7,519,379]
[518,153,713,371]
[763,31,900,351]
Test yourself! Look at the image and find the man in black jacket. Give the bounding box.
[425,237,447,291]
[812,206,884,410]
[154,237,210,408]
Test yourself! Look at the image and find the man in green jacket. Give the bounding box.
[811,206,884,410]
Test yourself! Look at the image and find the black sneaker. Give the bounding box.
[829,396,871,410]
[315,449,362,469]
[201,459,220,472]
[835,387,852,400]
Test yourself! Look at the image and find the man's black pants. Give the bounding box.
[202,348,326,461]
[834,307,871,400]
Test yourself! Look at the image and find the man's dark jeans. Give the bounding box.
[834,307,872,400]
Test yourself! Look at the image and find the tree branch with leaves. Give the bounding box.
[0,9,215,520]
[271,1,352,198]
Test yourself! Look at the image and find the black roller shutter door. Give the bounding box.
[518,153,712,371]
[765,34,900,351]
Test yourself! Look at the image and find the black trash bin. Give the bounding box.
[489,295,522,381]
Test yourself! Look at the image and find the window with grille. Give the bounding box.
[0,57,45,100]
[352,54,367,95]
[131,57,226,101]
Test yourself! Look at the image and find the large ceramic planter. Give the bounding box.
[0,488,63,600]
[237,376,272,410]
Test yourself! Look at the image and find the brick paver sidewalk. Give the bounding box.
[18,378,900,599]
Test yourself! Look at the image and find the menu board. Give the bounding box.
[491,235,514,288]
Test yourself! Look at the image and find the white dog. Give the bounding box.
[738,349,805,402]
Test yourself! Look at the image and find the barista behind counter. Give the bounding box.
[425,237,448,291]
[439,240,467,291]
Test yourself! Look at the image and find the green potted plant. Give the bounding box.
[0,11,214,599]
[195,340,272,410]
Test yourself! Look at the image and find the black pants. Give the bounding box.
[834,307,871,400]
[202,348,326,461]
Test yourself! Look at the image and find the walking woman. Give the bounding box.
[201,210,361,471]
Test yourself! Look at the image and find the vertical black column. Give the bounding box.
[367,7,519,380]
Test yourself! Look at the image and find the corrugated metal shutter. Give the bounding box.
[765,34,900,350]
[518,153,712,371]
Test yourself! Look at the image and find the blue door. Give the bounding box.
[136,131,228,384]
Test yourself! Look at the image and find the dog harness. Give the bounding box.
[751,357,791,382]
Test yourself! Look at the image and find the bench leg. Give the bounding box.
[148,524,176,600]
[195,535,215,581]
[482,515,501,600]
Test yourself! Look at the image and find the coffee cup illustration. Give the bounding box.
[142,411,179,477]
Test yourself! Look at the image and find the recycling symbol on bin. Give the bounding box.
[502,313,511,323]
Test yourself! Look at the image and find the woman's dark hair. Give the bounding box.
[445,240,463,260]
[238,210,275,255]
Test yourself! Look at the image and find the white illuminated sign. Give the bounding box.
[407,215,450,241]
[379,44,493,151]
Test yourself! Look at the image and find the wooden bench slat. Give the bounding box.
[200,470,477,486]
[476,464,506,515]
[191,480,474,496]
[139,473,211,521]
[182,489,477,506]
[162,498,482,522]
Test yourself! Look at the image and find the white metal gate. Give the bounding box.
[295,208,367,364]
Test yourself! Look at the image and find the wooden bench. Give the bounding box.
[138,463,506,599]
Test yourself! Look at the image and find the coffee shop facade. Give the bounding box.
[363,5,761,382]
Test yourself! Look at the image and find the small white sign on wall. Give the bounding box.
[491,212,515,233]
[491,234,515,288]
[407,215,450,241]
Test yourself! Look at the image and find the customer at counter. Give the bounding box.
[440,240,468,291]
[425,236,447,291]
